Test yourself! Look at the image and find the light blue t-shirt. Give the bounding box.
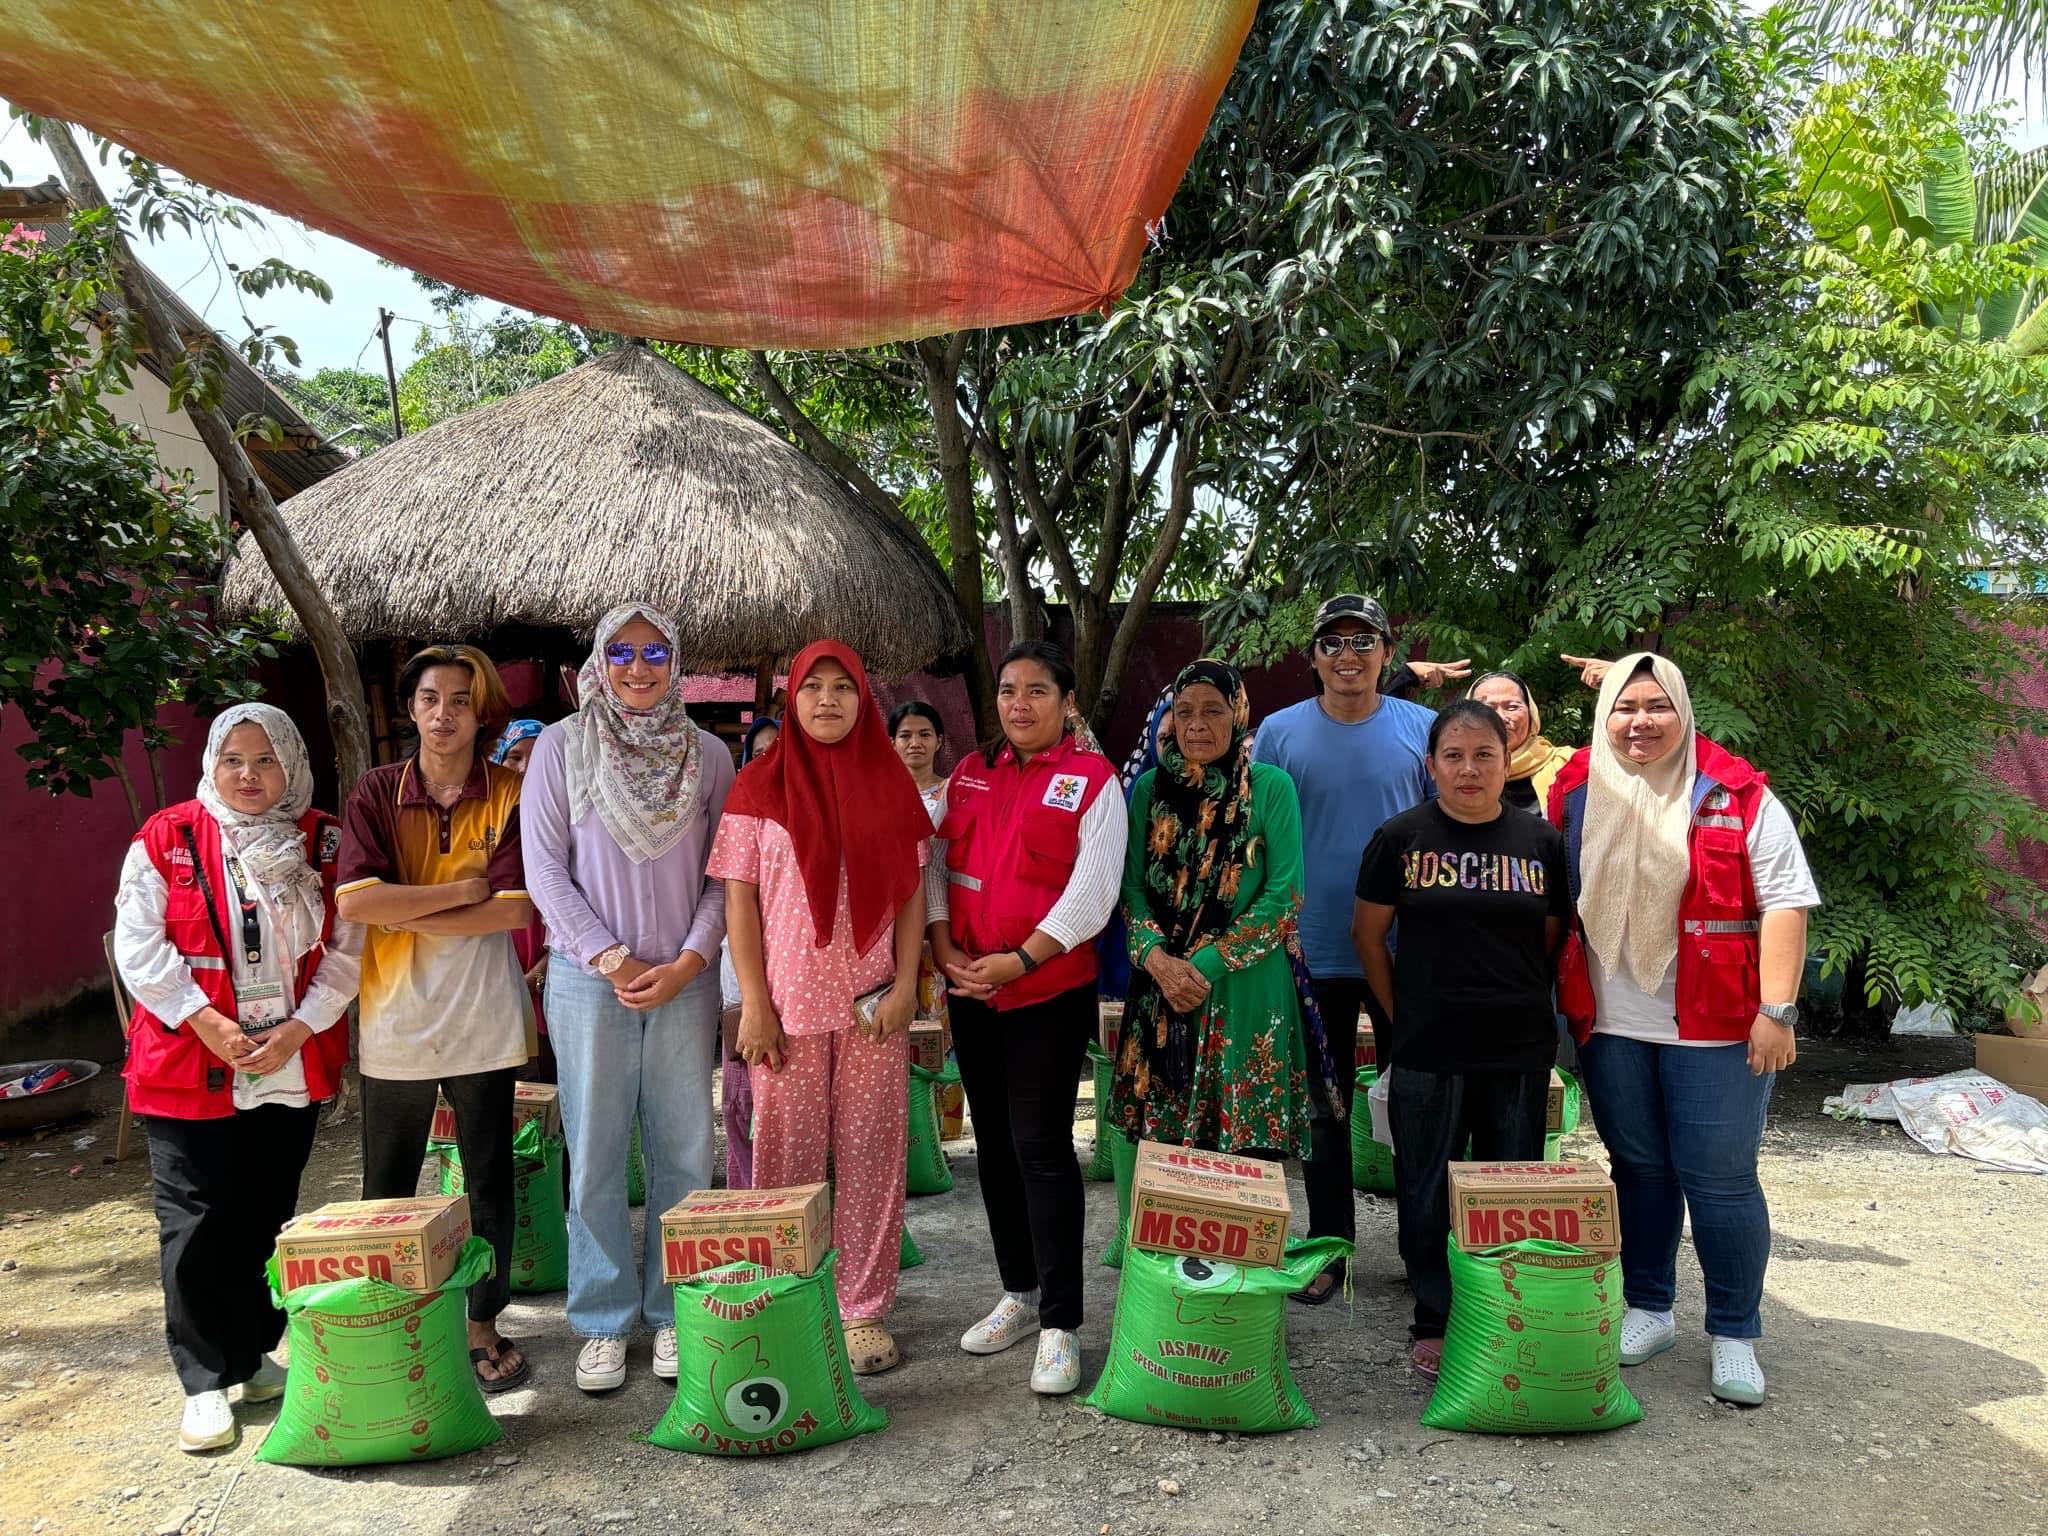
[1252,695,1435,978]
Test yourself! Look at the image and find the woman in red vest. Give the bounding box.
[926,641,1128,1396]
[112,703,358,1453]
[1547,654,1817,1408]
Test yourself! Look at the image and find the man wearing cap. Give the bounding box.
[1253,594,1438,1304]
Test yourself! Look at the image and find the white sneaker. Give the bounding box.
[575,1336,628,1393]
[960,1295,1039,1356]
[652,1326,679,1382]
[1619,1308,1677,1366]
[1029,1328,1081,1395]
[178,1390,236,1453]
[233,1353,287,1405]
[1710,1337,1767,1405]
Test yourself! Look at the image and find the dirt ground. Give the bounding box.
[0,1032,2042,1536]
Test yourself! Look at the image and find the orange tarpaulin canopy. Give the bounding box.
[0,1,1255,348]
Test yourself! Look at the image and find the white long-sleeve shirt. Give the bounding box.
[113,842,362,1110]
[922,781,1127,952]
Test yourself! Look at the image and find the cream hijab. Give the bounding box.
[194,703,326,960]
[1579,653,1697,992]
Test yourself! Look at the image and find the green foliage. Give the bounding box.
[397,310,598,433]
[0,213,281,804]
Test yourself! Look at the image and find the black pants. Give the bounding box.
[951,983,1094,1330]
[1304,976,1374,1247]
[1388,1065,1549,1339]
[361,1068,515,1323]
[144,1104,320,1394]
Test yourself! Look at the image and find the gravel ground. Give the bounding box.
[0,1033,2043,1536]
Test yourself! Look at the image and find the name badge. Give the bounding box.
[237,979,288,1033]
[1041,774,1087,812]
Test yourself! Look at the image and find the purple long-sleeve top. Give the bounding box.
[520,720,735,974]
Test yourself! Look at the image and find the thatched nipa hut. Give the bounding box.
[220,345,967,678]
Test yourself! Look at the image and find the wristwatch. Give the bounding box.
[1012,947,1040,975]
[593,943,631,977]
[1758,1001,1799,1029]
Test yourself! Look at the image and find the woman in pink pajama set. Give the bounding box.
[708,640,932,1376]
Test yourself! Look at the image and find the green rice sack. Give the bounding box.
[1082,1236,1351,1433]
[1100,1128,1137,1267]
[906,1059,958,1196]
[1083,1040,1115,1182]
[1556,1068,1583,1136]
[899,1222,924,1270]
[257,1237,502,1466]
[1421,1239,1643,1434]
[435,1119,568,1293]
[647,1249,888,1456]
[1350,1068,1395,1195]
[627,1117,646,1207]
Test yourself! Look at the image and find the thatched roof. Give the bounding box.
[219,346,968,674]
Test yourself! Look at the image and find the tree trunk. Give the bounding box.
[1091,421,1203,734]
[46,122,374,795]
[915,337,998,739]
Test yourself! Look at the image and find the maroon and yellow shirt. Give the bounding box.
[337,755,532,1080]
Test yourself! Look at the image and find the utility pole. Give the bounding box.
[377,307,404,437]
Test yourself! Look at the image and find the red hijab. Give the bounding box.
[723,640,931,952]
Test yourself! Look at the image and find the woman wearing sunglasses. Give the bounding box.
[521,605,736,1394]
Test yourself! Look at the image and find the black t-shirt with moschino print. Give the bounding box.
[1355,800,1573,1074]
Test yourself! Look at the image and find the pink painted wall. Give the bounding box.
[0,699,209,1026]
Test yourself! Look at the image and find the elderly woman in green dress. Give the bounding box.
[1110,659,1334,1160]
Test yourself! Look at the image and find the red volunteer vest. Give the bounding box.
[939,734,1117,1011]
[124,800,349,1119]
[1546,735,1769,1044]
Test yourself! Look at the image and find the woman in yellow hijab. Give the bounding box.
[1467,671,1574,815]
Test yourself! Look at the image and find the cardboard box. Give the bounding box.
[1128,1140,1291,1268]
[660,1183,832,1282]
[1449,1162,1618,1257]
[428,1080,561,1143]
[1355,1018,1376,1070]
[275,1195,472,1296]
[908,1019,948,1073]
[1546,1068,1567,1133]
[1098,1000,1123,1057]
[1977,1032,2048,1101]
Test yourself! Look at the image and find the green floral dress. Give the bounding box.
[1109,762,1315,1156]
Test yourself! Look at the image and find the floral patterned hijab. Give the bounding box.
[562,603,704,864]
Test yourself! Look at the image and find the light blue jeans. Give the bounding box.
[545,961,717,1337]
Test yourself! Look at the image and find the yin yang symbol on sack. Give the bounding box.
[723,1375,789,1432]
[1176,1256,1238,1290]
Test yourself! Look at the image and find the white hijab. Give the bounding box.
[1579,653,1697,993]
[562,603,704,864]
[194,703,326,961]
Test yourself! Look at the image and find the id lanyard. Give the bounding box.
[223,853,289,1039]
[223,852,264,966]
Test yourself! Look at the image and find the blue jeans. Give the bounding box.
[545,961,718,1338]
[1579,1033,1774,1340]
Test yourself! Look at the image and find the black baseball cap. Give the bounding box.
[1311,593,1391,639]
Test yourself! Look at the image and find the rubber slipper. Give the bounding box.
[1290,1260,1345,1307]
[471,1340,531,1394]
[1411,1338,1444,1380]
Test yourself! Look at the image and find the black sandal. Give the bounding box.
[470,1338,532,1394]
[1290,1259,1345,1307]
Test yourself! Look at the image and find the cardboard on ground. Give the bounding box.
[660,1182,832,1282]
[1129,1140,1291,1268]
[275,1194,472,1295]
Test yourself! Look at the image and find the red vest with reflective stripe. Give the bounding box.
[1547,735,1769,1044]
[939,735,1117,1011]
[124,799,349,1119]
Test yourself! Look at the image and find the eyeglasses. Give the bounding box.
[1315,634,1382,657]
[604,641,672,666]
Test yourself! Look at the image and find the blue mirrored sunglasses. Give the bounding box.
[605,640,672,666]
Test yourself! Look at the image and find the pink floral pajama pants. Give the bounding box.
[749,1024,909,1322]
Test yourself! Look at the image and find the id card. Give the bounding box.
[237,979,288,1035]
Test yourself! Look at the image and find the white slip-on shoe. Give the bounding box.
[1619,1308,1677,1366]
[232,1353,287,1405]
[960,1295,1039,1356]
[1029,1329,1081,1395]
[1710,1338,1767,1406]
[178,1390,236,1453]
[575,1336,629,1393]
[652,1326,679,1382]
